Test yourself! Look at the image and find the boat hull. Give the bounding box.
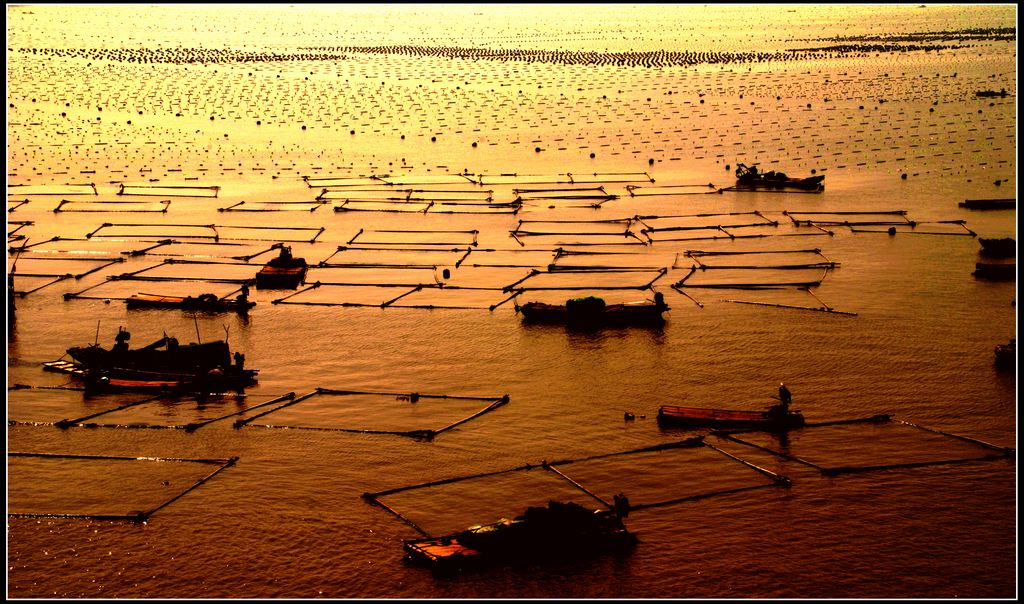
[735,175,825,191]
[126,293,254,312]
[404,501,636,574]
[255,265,307,289]
[657,405,805,430]
[972,262,1015,281]
[518,300,668,325]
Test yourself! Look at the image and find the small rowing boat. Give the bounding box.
[517,293,669,325]
[657,404,805,431]
[734,163,825,191]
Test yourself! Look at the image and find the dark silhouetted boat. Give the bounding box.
[978,237,1016,258]
[975,88,1007,98]
[403,500,636,574]
[53,327,257,393]
[517,293,669,325]
[959,198,1015,210]
[255,244,307,289]
[972,262,1015,281]
[126,291,254,313]
[734,163,825,191]
[994,338,1015,370]
[657,404,806,431]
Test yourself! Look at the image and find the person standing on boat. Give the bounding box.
[777,383,792,412]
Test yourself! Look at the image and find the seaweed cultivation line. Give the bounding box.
[8,183,98,196]
[218,200,330,212]
[84,222,326,243]
[8,199,30,213]
[347,228,479,247]
[510,218,646,246]
[505,267,668,293]
[849,220,977,237]
[674,266,829,289]
[117,183,220,198]
[784,210,977,236]
[7,452,238,523]
[720,288,857,316]
[317,188,494,201]
[9,255,126,297]
[784,210,912,227]
[636,211,779,243]
[679,248,840,271]
[713,414,1014,476]
[625,183,720,196]
[333,199,521,215]
[270,281,514,310]
[317,245,479,269]
[473,172,653,186]
[53,199,171,213]
[50,392,297,431]
[233,388,510,440]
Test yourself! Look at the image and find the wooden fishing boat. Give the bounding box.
[126,292,254,313]
[959,198,1015,210]
[972,261,1015,281]
[59,327,257,392]
[657,404,806,431]
[975,88,1007,98]
[255,245,307,289]
[403,500,636,574]
[978,237,1016,258]
[994,338,1015,370]
[517,293,669,325]
[734,163,825,191]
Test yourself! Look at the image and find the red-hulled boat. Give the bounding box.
[56,327,257,393]
[657,404,805,431]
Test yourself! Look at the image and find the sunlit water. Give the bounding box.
[6,4,1017,598]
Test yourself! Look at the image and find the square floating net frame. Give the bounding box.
[51,392,297,432]
[233,388,510,440]
[52,198,172,213]
[714,415,1014,477]
[363,437,789,538]
[7,452,238,523]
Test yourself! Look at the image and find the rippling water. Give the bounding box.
[6,4,1017,598]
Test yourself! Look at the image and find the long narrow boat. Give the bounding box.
[126,292,254,313]
[959,198,1015,210]
[517,293,669,325]
[734,163,825,191]
[403,500,636,574]
[657,404,805,431]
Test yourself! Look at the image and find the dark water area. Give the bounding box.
[6,4,1017,599]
